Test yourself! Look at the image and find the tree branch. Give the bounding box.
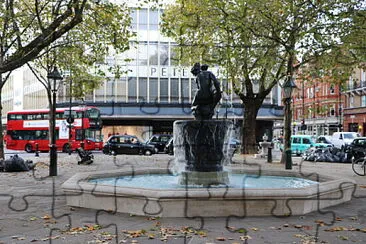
[0,0,87,73]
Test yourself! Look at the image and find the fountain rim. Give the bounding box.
[61,167,354,199]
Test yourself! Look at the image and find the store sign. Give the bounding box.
[126,66,221,79]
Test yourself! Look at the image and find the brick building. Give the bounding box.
[343,68,366,136]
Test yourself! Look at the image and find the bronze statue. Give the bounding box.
[191,63,222,120]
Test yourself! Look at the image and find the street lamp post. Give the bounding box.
[67,78,74,155]
[48,67,63,177]
[281,77,297,170]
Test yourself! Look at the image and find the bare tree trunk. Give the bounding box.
[241,100,261,154]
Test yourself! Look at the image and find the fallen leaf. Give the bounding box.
[325,226,348,232]
[358,185,366,188]
[302,225,313,230]
[236,228,247,234]
[336,217,343,221]
[197,230,207,237]
[41,215,51,220]
[29,216,38,221]
[283,224,289,227]
[315,220,325,226]
[216,237,226,241]
[338,235,348,240]
[294,225,303,228]
[240,235,252,240]
[349,216,358,221]
[251,227,259,231]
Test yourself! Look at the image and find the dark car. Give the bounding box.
[146,134,172,153]
[164,137,174,155]
[348,137,366,161]
[229,138,241,156]
[102,135,155,156]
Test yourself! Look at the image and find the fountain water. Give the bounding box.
[173,120,233,186]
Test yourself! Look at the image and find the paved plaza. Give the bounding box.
[1,151,366,243]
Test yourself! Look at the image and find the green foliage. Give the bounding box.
[161,0,364,153]
[29,1,135,99]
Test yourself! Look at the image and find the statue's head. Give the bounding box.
[191,62,201,76]
[201,64,209,71]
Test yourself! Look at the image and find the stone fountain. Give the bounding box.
[61,63,355,217]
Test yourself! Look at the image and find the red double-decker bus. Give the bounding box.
[5,106,103,152]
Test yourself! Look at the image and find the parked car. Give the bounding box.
[102,135,155,156]
[86,137,104,150]
[146,134,172,153]
[331,132,360,149]
[229,138,241,155]
[164,137,174,155]
[347,137,366,161]
[315,135,334,147]
[281,135,327,156]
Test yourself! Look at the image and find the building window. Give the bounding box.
[138,44,148,66]
[330,106,335,116]
[171,78,179,103]
[330,84,335,94]
[139,9,148,30]
[160,44,169,66]
[181,78,190,103]
[160,78,168,102]
[362,95,366,107]
[130,9,137,30]
[128,77,137,102]
[350,96,354,108]
[149,9,159,31]
[149,78,158,102]
[148,43,158,65]
[139,78,147,101]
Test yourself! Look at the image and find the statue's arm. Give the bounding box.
[211,73,221,92]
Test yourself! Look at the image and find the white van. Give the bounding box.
[331,132,360,149]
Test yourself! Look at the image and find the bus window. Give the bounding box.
[36,130,48,140]
[76,111,83,118]
[86,109,99,118]
[8,114,24,120]
[63,110,77,118]
[76,129,85,140]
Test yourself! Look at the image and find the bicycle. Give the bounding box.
[352,157,366,176]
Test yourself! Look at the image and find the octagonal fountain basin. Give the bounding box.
[61,168,355,217]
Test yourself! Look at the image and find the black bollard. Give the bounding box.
[267,147,272,163]
[68,143,72,155]
[35,143,39,157]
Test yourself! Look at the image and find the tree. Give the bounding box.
[161,0,363,154]
[25,0,133,161]
[0,0,92,159]
[0,0,160,159]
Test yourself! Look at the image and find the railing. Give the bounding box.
[345,80,366,91]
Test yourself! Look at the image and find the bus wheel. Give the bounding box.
[63,144,71,153]
[25,144,33,153]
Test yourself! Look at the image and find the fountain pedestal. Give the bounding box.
[173,120,233,186]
